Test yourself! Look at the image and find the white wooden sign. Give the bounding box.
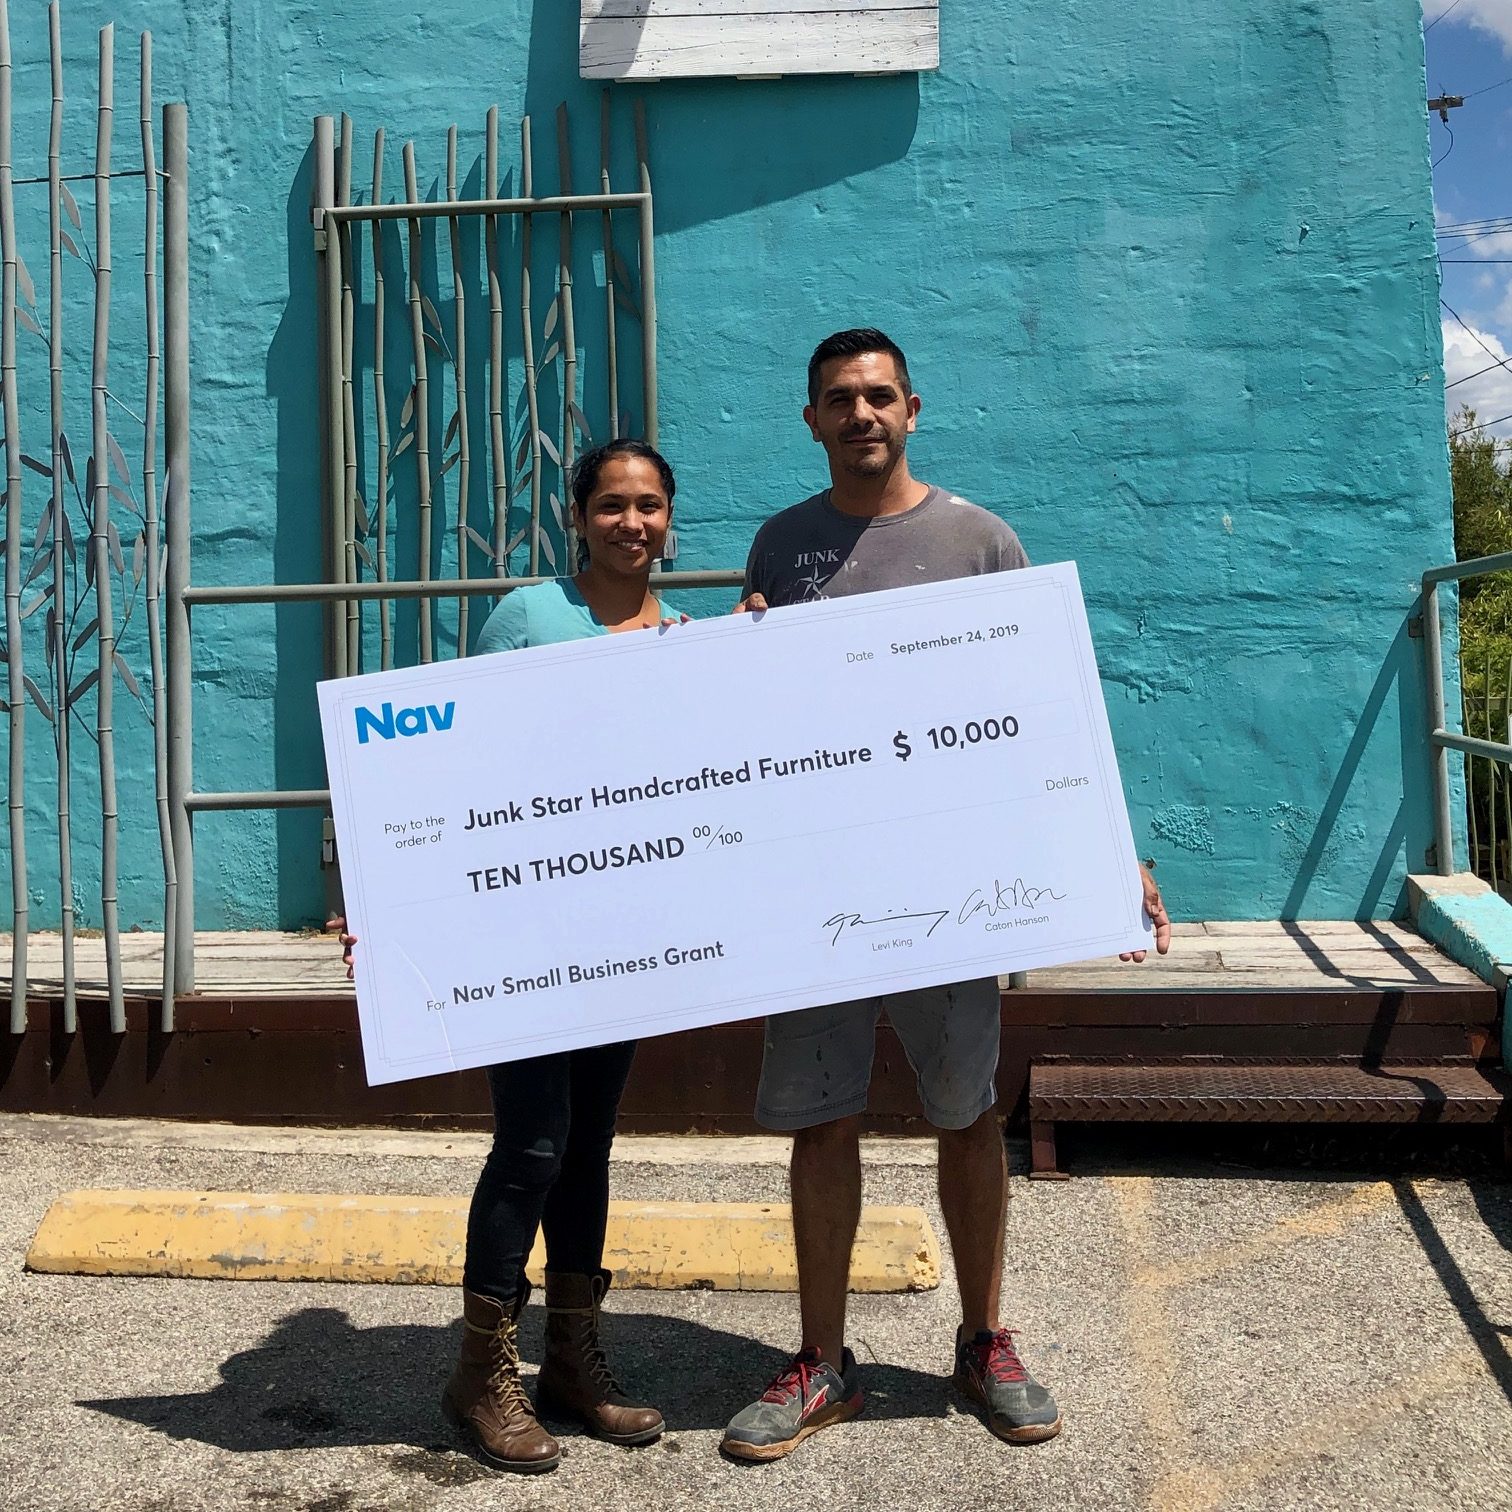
[580,0,940,80]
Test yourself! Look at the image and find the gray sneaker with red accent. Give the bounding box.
[952,1327,1063,1443]
[721,1347,863,1462]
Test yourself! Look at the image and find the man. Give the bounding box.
[720,328,1171,1462]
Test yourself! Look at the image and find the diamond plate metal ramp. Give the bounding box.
[1027,1062,1512,1177]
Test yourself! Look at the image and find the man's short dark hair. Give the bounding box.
[807,328,912,407]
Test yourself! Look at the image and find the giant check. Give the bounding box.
[318,563,1151,1084]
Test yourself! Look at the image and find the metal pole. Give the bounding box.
[47,2,73,1033]
[337,115,359,664]
[447,125,472,652]
[600,90,619,440]
[402,141,433,660]
[314,116,347,678]
[310,120,332,681]
[634,101,656,445]
[520,118,543,573]
[92,24,125,1034]
[1422,579,1454,876]
[0,0,27,1033]
[371,128,392,669]
[485,107,507,574]
[556,104,579,569]
[163,101,193,993]
[1424,547,1512,585]
[187,789,333,812]
[1487,654,1498,890]
[141,32,174,1033]
[327,192,647,223]
[182,568,743,605]
[1431,729,1512,762]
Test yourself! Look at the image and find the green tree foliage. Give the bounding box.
[1450,405,1512,711]
[1449,406,1512,883]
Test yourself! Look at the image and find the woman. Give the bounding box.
[341,438,684,1475]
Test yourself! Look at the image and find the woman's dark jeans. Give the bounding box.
[462,1039,638,1303]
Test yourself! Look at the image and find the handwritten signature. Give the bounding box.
[823,908,951,947]
[958,877,1066,924]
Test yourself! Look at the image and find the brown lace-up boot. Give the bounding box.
[536,1269,665,1445]
[442,1286,561,1474]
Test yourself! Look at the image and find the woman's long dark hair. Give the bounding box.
[572,438,676,570]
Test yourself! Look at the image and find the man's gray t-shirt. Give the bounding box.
[742,486,1029,605]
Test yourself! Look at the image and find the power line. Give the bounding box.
[1438,225,1512,246]
[1427,0,1470,34]
[1448,357,1512,387]
[1442,299,1512,389]
[1438,236,1512,254]
[1451,409,1512,439]
[1467,75,1512,100]
[1434,121,1457,169]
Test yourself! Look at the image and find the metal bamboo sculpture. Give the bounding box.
[519,117,544,574]
[0,0,26,1030]
[402,140,433,660]
[46,2,75,1030]
[164,100,192,995]
[635,99,657,446]
[314,115,343,676]
[4,13,173,1024]
[307,96,659,660]
[555,104,579,569]
[446,125,472,650]
[600,90,619,442]
[485,107,507,573]
[338,114,359,663]
[371,128,392,668]
[140,30,174,1031]
[91,24,124,1031]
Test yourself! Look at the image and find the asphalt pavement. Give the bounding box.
[1,1114,1509,1512]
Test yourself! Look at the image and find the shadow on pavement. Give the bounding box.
[78,1303,949,1452]
[1054,1123,1511,1182]
[1393,1177,1512,1409]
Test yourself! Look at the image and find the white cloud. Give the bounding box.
[1453,230,1512,259]
[1424,0,1512,54]
[1443,314,1512,441]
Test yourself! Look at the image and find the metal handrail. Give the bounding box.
[1422,549,1512,587]
[322,191,648,224]
[185,790,331,812]
[182,566,745,802]
[183,569,743,606]
[1421,553,1512,874]
[1437,730,1512,763]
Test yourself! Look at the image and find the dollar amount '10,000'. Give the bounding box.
[927,716,1020,751]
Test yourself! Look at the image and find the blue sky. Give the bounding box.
[1425,1,1512,444]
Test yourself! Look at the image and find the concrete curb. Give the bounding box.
[0,1112,940,1166]
[1408,872,1512,1065]
[24,1189,941,1293]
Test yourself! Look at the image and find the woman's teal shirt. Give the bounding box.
[474,577,683,654]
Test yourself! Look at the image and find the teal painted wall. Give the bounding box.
[2,0,1453,930]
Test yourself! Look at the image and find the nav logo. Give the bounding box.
[355,701,456,745]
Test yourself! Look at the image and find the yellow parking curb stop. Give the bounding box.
[25,1189,940,1292]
